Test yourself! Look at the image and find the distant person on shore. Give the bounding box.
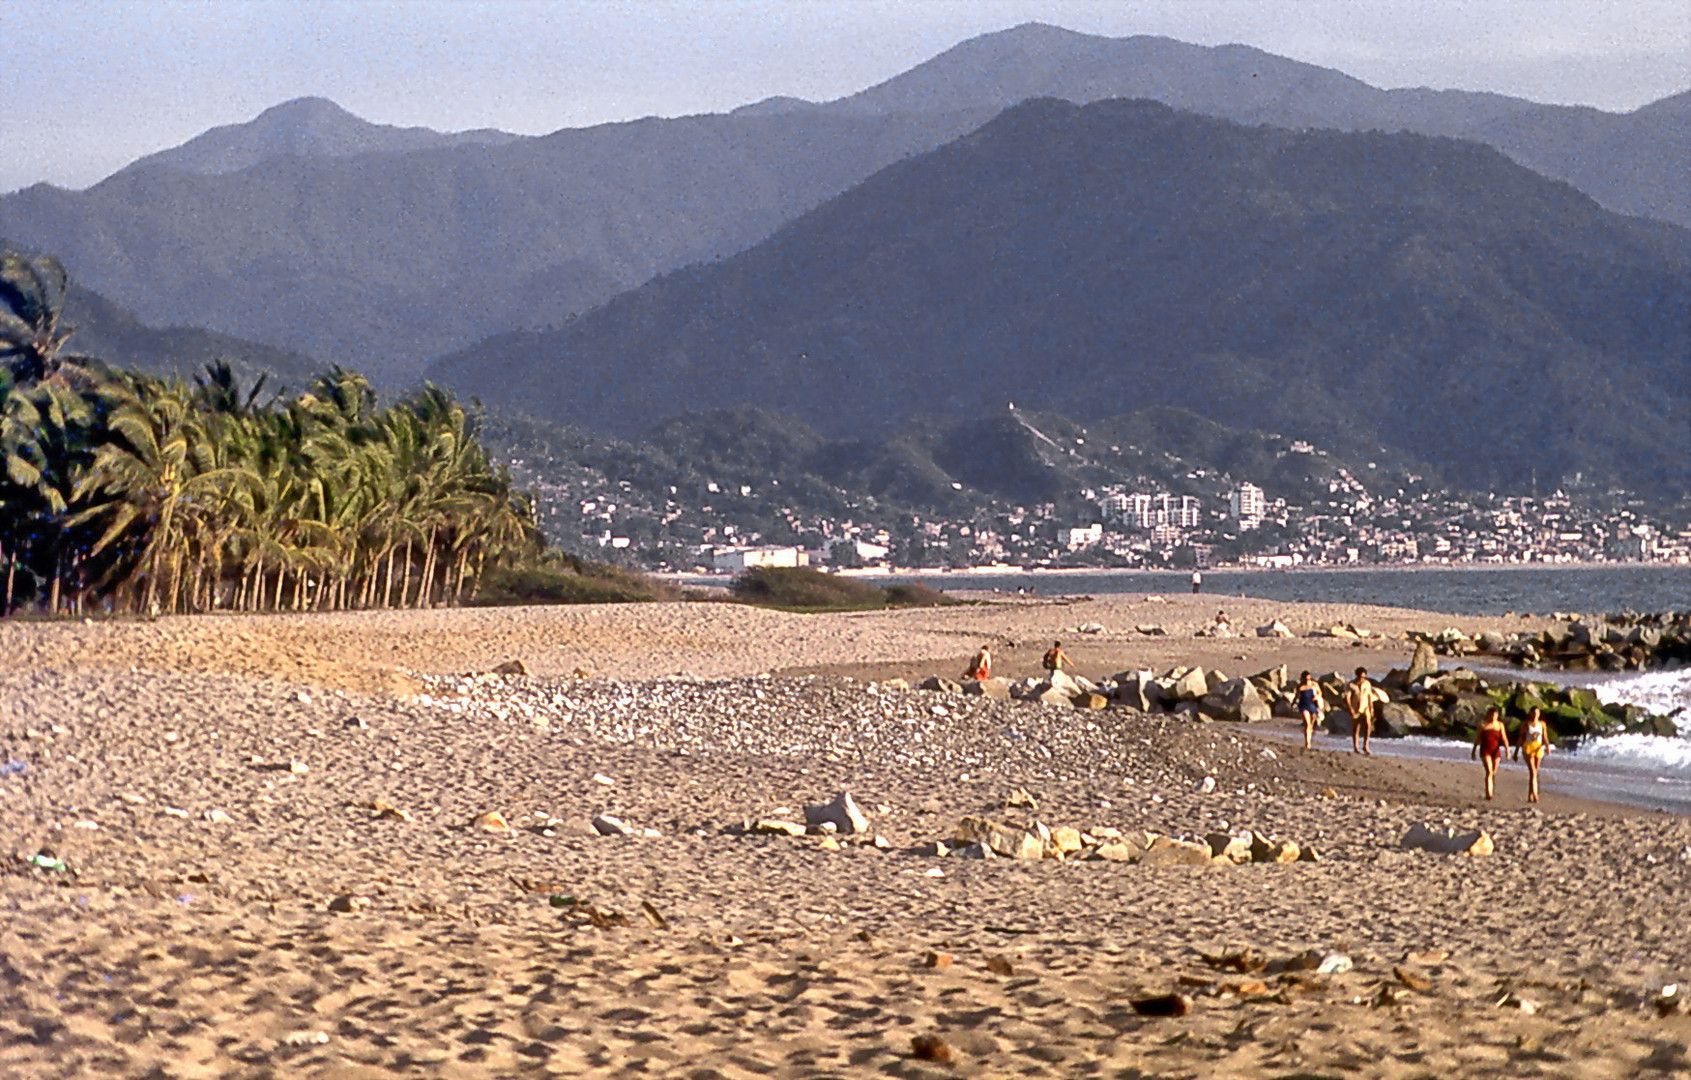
[1042,641,1071,677]
[1513,706,1551,803]
[1294,670,1326,749]
[1471,706,1512,800]
[966,644,992,681]
[1191,570,1202,594]
[1343,667,1378,755]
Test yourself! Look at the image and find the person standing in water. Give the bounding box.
[1294,670,1326,750]
[1191,570,1202,594]
[1471,707,1511,800]
[1513,707,1551,803]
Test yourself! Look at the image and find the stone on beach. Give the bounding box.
[591,813,635,837]
[1401,822,1495,856]
[1168,666,1208,702]
[1407,640,1440,685]
[954,816,1045,860]
[962,677,1011,698]
[1202,678,1271,722]
[804,792,871,835]
[1141,836,1215,867]
[472,810,512,833]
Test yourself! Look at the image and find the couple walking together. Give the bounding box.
[1293,667,1384,754]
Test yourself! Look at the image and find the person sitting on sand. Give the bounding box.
[1343,667,1378,756]
[1471,706,1511,800]
[1042,641,1071,676]
[1513,706,1551,803]
[965,644,992,681]
[1294,670,1326,750]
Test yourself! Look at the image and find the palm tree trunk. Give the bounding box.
[49,551,63,616]
[169,551,186,615]
[398,538,414,608]
[417,529,438,608]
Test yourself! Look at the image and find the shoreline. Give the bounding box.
[659,559,1685,583]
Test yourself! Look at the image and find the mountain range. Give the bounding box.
[432,97,1691,497]
[0,22,1684,388]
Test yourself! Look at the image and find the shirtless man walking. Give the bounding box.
[1343,667,1378,756]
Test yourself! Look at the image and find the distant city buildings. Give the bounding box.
[507,453,1690,573]
[1102,490,1200,529]
[1230,483,1265,529]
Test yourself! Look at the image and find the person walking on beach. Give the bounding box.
[1471,706,1511,800]
[966,644,992,681]
[1343,667,1378,755]
[1294,670,1326,749]
[1191,570,1202,594]
[1042,641,1071,676]
[1513,706,1551,803]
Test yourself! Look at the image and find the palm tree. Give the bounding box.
[0,250,97,387]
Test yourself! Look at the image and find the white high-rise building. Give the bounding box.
[1230,483,1266,529]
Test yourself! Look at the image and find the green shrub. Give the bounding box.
[884,581,956,608]
[729,566,887,610]
[474,554,678,606]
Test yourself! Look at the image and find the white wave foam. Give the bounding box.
[1568,669,1691,774]
[1570,733,1691,775]
[1594,669,1691,723]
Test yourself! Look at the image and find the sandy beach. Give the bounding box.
[3,593,1688,1078]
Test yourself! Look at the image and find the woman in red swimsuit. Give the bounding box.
[1470,707,1511,800]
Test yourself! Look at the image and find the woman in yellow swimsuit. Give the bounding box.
[1513,707,1552,803]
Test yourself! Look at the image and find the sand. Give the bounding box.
[2,593,1688,1078]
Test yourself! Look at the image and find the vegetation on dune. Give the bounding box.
[473,552,678,606]
[729,565,956,611]
[0,249,559,616]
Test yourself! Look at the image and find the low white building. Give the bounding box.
[1059,524,1104,549]
[708,546,808,573]
[822,538,891,564]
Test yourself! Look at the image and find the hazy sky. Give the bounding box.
[3,0,1686,193]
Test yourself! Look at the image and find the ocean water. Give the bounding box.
[892,564,1691,617]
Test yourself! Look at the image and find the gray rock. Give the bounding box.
[1202,678,1272,722]
[804,792,871,835]
[1256,620,1294,638]
[1141,836,1215,867]
[1168,666,1208,702]
[962,677,1011,699]
[1407,640,1439,686]
[1205,831,1254,863]
[1401,822,1494,856]
[954,816,1045,860]
[592,813,635,837]
[1374,702,1427,738]
[1110,670,1154,711]
[918,675,962,695]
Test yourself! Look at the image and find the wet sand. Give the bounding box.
[1,595,1687,1078]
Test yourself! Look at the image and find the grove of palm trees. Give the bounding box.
[1,249,545,617]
